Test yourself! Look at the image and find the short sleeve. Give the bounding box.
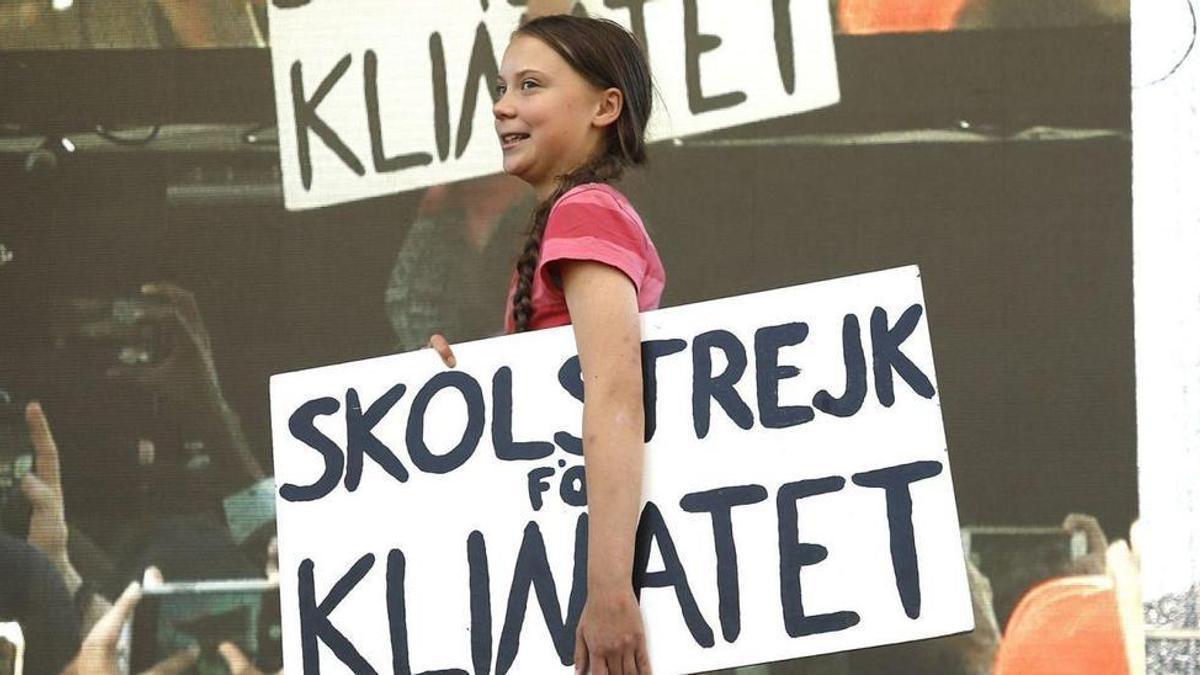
[538,188,647,293]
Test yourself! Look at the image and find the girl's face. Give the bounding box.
[494,34,621,200]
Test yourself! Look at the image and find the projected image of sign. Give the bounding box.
[266,0,840,210]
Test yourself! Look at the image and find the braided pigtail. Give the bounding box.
[510,154,624,332]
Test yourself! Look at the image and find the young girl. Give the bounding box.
[429,13,662,675]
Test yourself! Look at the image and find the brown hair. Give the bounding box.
[508,14,653,332]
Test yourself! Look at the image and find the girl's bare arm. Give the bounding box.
[561,259,652,673]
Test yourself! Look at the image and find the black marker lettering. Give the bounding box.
[682,0,747,114]
[526,466,555,511]
[692,330,755,439]
[642,339,688,442]
[776,477,860,637]
[634,502,716,648]
[456,22,501,158]
[386,550,413,674]
[468,532,492,675]
[345,385,409,490]
[554,356,584,456]
[496,517,589,673]
[754,322,813,428]
[493,367,554,461]
[290,55,364,191]
[871,305,936,406]
[604,0,651,65]
[406,372,486,474]
[429,32,451,162]
[386,549,468,675]
[365,50,433,173]
[852,461,944,619]
[558,465,587,507]
[771,0,797,94]
[281,397,343,502]
[813,313,867,417]
[680,485,768,643]
[298,555,377,674]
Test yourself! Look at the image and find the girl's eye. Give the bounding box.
[494,80,538,96]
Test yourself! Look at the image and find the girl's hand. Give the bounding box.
[573,586,652,675]
[426,333,457,368]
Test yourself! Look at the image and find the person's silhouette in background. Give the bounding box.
[384,0,578,350]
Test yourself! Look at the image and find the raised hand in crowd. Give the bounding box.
[848,557,1000,675]
[217,643,280,675]
[54,282,264,493]
[1063,512,1109,576]
[61,580,198,675]
[954,559,1002,675]
[21,401,111,634]
[216,539,281,675]
[265,535,278,583]
[101,283,237,428]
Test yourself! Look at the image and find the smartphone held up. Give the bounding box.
[129,580,281,675]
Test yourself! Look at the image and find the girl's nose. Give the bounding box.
[493,91,515,119]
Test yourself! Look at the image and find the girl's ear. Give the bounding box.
[592,87,624,128]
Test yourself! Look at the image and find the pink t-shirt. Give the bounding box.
[504,183,666,333]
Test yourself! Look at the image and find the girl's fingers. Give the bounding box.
[427,334,457,368]
[622,650,638,675]
[635,646,652,675]
[573,632,588,675]
[24,402,62,492]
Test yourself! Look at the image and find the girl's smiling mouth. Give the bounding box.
[500,132,530,149]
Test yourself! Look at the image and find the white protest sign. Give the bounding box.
[270,266,972,674]
[267,0,839,211]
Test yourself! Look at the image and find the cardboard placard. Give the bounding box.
[270,266,972,673]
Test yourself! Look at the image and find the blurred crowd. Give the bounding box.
[1,284,280,673]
